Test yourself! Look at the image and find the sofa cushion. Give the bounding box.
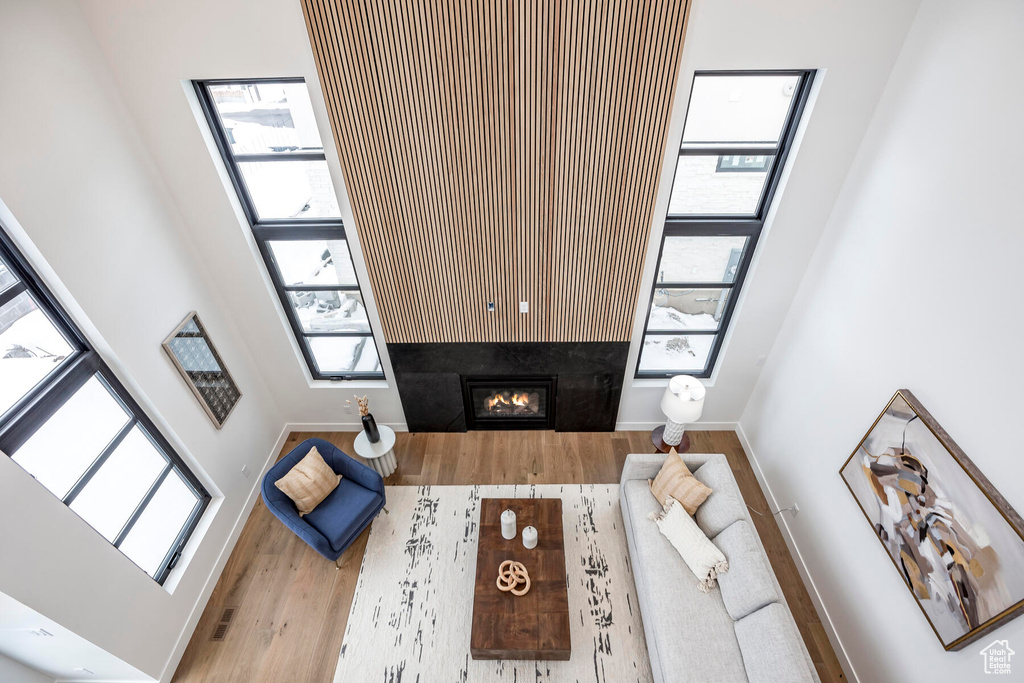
[734,603,816,683]
[623,480,748,682]
[304,478,381,552]
[715,521,780,620]
[623,477,663,523]
[650,449,713,514]
[274,445,342,516]
[694,460,748,538]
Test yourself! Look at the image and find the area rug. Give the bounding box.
[333,484,652,682]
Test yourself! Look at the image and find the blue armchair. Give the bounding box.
[262,438,386,565]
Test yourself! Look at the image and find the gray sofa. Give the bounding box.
[620,452,819,683]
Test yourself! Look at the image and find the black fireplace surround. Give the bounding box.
[389,342,629,432]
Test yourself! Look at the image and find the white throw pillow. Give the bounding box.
[650,496,729,592]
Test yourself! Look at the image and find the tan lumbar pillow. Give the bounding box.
[649,448,713,515]
[274,446,342,516]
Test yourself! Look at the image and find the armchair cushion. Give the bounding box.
[305,478,383,553]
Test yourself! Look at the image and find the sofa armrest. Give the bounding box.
[620,451,720,486]
[620,453,666,485]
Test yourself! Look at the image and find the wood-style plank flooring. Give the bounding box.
[173,430,845,682]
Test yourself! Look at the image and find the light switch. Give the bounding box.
[519,301,529,313]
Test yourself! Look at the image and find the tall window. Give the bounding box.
[0,225,210,584]
[636,70,814,378]
[194,79,384,380]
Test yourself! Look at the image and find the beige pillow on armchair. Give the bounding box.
[274,446,342,516]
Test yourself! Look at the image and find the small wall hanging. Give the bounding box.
[163,312,241,429]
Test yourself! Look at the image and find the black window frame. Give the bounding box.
[193,78,385,381]
[0,224,211,585]
[636,69,815,379]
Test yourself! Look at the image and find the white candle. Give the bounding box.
[522,525,538,549]
[501,509,517,540]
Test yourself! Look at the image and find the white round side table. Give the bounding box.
[353,425,397,478]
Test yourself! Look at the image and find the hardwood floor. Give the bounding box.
[173,430,845,682]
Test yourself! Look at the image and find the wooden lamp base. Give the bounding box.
[652,425,690,454]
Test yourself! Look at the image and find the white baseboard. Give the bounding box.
[159,424,292,683]
[285,421,409,433]
[734,423,857,683]
[614,421,738,431]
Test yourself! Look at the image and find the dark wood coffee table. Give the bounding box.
[470,498,571,660]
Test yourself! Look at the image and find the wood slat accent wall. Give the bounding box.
[302,0,690,343]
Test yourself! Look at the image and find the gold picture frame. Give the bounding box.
[840,389,1024,651]
[162,312,241,429]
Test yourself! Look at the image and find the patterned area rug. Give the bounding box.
[333,484,652,682]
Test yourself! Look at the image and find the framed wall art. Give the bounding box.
[840,389,1024,650]
[162,312,241,429]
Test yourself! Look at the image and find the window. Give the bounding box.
[0,225,210,584]
[194,79,384,380]
[637,70,814,378]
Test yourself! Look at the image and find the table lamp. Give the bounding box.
[652,375,705,453]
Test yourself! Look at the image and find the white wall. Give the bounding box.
[0,2,286,680]
[79,0,925,432]
[0,653,53,683]
[0,591,145,682]
[616,0,921,428]
[79,0,407,430]
[740,1,1024,680]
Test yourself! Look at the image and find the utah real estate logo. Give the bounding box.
[980,639,1014,675]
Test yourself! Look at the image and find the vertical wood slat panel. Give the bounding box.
[302,0,689,344]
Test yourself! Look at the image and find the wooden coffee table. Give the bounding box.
[470,498,571,660]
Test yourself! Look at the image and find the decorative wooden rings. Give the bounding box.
[496,560,531,596]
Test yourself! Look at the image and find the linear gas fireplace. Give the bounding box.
[462,376,556,430]
[389,342,627,432]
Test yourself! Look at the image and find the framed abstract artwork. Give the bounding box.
[841,389,1024,650]
[162,312,241,429]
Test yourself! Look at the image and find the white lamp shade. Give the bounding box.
[660,375,705,424]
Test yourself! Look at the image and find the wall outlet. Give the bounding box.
[241,464,251,478]
[519,301,529,313]
[487,302,495,312]
[344,403,353,414]
[790,502,800,516]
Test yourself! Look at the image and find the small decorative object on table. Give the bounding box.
[653,375,705,453]
[522,525,538,549]
[349,394,379,443]
[496,560,531,596]
[501,509,517,540]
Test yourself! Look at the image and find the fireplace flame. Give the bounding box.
[485,392,532,411]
